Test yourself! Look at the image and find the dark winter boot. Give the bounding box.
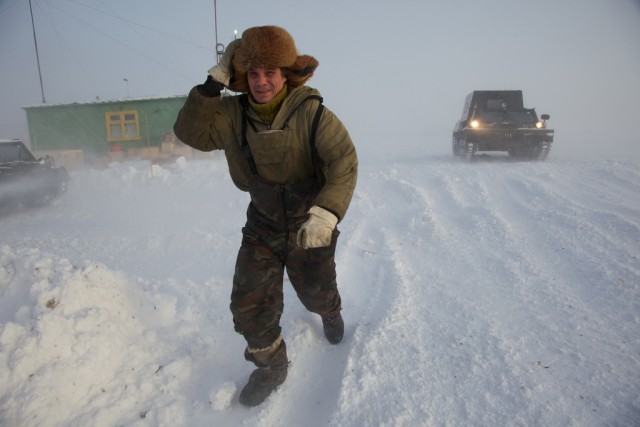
[321,312,344,344]
[239,339,288,407]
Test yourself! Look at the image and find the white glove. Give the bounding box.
[208,39,241,86]
[296,206,338,249]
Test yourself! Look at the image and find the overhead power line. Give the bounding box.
[41,1,197,83]
[69,0,213,52]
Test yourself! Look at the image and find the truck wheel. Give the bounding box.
[453,139,464,159]
[57,179,68,195]
[464,141,476,161]
[535,142,551,161]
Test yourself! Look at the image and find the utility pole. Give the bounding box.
[214,0,219,63]
[214,0,224,63]
[28,0,46,104]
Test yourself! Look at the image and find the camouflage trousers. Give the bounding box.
[230,206,342,349]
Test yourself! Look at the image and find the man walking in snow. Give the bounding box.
[174,25,357,406]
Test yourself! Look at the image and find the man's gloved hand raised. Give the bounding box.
[296,206,338,249]
[208,39,241,87]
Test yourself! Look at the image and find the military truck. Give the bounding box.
[452,90,554,161]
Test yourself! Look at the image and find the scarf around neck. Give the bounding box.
[248,85,289,126]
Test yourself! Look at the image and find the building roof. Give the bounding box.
[23,94,187,110]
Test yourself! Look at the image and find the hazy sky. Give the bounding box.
[1,0,639,159]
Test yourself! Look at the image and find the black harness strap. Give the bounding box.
[240,95,259,133]
[282,94,323,126]
[240,95,259,175]
[309,100,324,178]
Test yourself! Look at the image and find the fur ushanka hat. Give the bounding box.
[228,25,318,93]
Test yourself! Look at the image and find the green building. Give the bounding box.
[23,95,189,167]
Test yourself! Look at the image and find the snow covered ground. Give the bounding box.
[0,142,639,426]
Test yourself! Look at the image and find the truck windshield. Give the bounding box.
[477,111,536,124]
[0,142,36,162]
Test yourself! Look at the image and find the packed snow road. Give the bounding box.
[1,151,638,426]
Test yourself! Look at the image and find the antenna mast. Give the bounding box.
[214,0,224,63]
[28,0,46,103]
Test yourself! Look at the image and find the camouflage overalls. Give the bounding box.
[230,96,342,349]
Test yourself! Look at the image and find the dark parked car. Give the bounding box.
[0,139,69,210]
[452,90,554,161]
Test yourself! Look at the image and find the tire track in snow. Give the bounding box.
[327,158,639,425]
[394,160,640,425]
[483,162,640,322]
[335,231,441,426]
[327,171,408,425]
[348,166,536,425]
[476,162,640,423]
[515,161,640,283]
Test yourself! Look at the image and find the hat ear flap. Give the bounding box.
[284,55,319,87]
[227,65,249,93]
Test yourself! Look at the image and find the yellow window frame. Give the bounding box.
[106,110,141,142]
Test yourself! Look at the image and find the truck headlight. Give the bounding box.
[536,121,544,129]
[470,120,479,128]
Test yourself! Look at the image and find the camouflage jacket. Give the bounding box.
[174,86,358,221]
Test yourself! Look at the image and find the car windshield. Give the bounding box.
[0,142,36,162]
[477,111,536,124]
